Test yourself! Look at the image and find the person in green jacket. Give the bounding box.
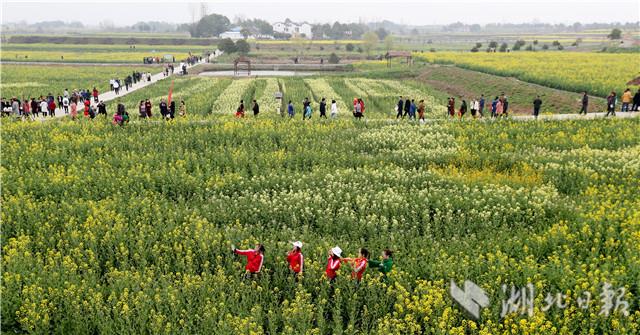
[369,249,393,275]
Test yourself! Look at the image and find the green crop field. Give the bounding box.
[0,64,157,99]
[3,117,639,334]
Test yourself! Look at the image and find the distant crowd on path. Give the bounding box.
[395,96,427,122]
[1,87,105,120]
[233,96,347,120]
[137,98,187,120]
[232,241,394,284]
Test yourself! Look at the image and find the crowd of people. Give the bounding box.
[1,88,106,120]
[137,98,187,120]
[395,96,428,122]
[232,241,394,283]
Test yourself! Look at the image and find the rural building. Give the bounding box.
[273,21,313,38]
[219,27,244,40]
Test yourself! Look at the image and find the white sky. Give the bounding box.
[2,0,639,26]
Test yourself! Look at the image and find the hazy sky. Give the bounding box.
[2,0,639,26]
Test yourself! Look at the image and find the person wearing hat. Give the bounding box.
[233,244,265,277]
[369,249,394,276]
[325,246,342,282]
[342,248,369,282]
[287,241,304,276]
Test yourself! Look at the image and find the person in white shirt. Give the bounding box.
[40,99,48,117]
[330,99,338,118]
[62,96,70,114]
[471,99,479,118]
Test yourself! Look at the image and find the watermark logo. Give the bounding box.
[450,280,490,319]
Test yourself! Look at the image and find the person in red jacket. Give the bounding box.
[233,244,265,278]
[287,241,304,277]
[325,246,342,282]
[92,87,99,103]
[342,248,369,282]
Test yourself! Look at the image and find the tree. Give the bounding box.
[470,46,479,52]
[499,42,508,52]
[542,44,549,50]
[328,53,340,64]
[218,38,237,53]
[375,27,388,40]
[235,40,250,54]
[240,28,251,39]
[552,40,561,46]
[345,43,355,52]
[192,13,230,37]
[488,41,498,49]
[383,34,394,52]
[532,39,539,51]
[475,42,482,49]
[362,31,379,56]
[608,28,622,40]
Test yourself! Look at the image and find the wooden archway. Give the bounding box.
[234,56,251,76]
[385,51,412,67]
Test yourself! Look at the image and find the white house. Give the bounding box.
[273,21,313,39]
[219,27,244,40]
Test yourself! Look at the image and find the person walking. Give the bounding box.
[330,99,338,119]
[368,249,394,277]
[621,88,632,112]
[478,94,485,118]
[353,98,362,119]
[533,95,543,119]
[179,100,186,117]
[496,98,504,118]
[233,244,265,279]
[145,99,152,118]
[319,98,327,118]
[30,98,38,118]
[409,99,416,120]
[632,88,640,112]
[502,95,509,116]
[470,98,478,118]
[579,92,589,115]
[97,101,107,118]
[325,246,342,283]
[113,81,120,95]
[403,98,411,118]
[286,241,304,277]
[70,98,77,120]
[236,100,245,118]
[22,99,33,121]
[40,98,49,118]
[304,103,313,120]
[396,96,404,119]
[458,98,467,119]
[491,97,499,118]
[48,99,57,117]
[139,100,147,118]
[605,92,617,117]
[252,99,260,117]
[159,99,168,118]
[287,100,295,118]
[11,98,20,118]
[169,100,176,119]
[92,87,99,103]
[302,98,310,120]
[418,100,426,123]
[448,97,456,118]
[342,248,369,282]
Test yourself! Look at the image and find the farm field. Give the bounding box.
[0,64,158,99]
[2,117,639,334]
[1,44,197,64]
[107,75,447,119]
[416,65,608,115]
[415,51,640,97]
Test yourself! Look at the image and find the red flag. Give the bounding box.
[167,80,174,105]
